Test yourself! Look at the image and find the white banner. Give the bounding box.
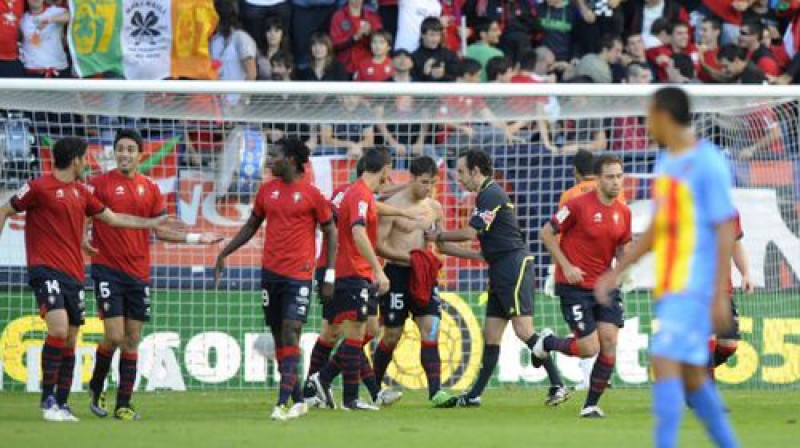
[120,0,172,80]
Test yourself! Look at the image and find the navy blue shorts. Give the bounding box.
[30,266,86,327]
[262,268,313,326]
[91,264,151,322]
[486,251,535,319]
[330,277,373,324]
[556,283,624,338]
[380,264,441,328]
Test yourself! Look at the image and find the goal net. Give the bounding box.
[0,80,798,393]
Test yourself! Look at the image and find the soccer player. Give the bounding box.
[86,129,223,421]
[373,156,480,408]
[0,137,172,422]
[710,214,754,376]
[596,87,740,448]
[424,149,570,407]
[214,138,337,421]
[539,154,632,418]
[303,156,411,408]
[308,147,393,411]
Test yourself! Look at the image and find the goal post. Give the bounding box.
[0,80,798,393]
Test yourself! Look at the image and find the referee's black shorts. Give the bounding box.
[485,251,535,319]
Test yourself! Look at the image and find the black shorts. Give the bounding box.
[315,268,377,322]
[29,266,86,327]
[262,269,312,326]
[330,277,373,324]
[556,283,624,338]
[485,251,535,319]
[91,264,151,322]
[716,299,741,340]
[380,264,442,328]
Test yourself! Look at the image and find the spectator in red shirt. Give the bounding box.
[647,20,698,82]
[698,17,724,82]
[0,0,23,78]
[329,0,383,74]
[355,30,395,81]
[696,0,749,45]
[738,19,781,77]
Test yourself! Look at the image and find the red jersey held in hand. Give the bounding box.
[335,178,378,281]
[89,170,167,283]
[254,179,333,281]
[10,175,106,282]
[551,191,632,289]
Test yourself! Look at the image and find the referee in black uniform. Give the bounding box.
[426,149,571,407]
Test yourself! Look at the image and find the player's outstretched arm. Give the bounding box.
[155,225,224,245]
[319,220,338,301]
[0,202,16,239]
[713,218,737,333]
[430,201,483,260]
[214,212,264,286]
[595,221,654,304]
[95,208,170,230]
[732,240,755,294]
[353,224,390,295]
[540,221,584,284]
[426,225,477,243]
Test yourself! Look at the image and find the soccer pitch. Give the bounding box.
[0,389,797,447]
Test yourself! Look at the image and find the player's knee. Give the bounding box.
[320,325,340,344]
[382,329,402,347]
[107,331,125,348]
[123,333,141,352]
[281,327,301,346]
[47,326,69,340]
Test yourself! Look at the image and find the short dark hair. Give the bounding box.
[356,156,366,177]
[670,20,690,34]
[456,58,482,78]
[420,17,443,35]
[113,129,143,152]
[702,16,722,32]
[459,149,493,176]
[516,49,537,71]
[742,18,763,38]
[593,154,623,176]
[651,18,670,36]
[409,156,437,177]
[372,30,393,47]
[392,48,412,59]
[573,149,594,178]
[474,17,498,39]
[361,146,392,173]
[718,44,746,62]
[274,137,309,173]
[486,56,512,81]
[652,86,692,126]
[270,50,293,71]
[53,137,88,170]
[599,34,621,52]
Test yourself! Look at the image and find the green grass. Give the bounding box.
[1,389,797,447]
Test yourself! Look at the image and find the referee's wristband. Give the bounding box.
[324,269,336,284]
[186,233,201,244]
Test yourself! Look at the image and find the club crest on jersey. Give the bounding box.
[138,185,146,196]
[271,190,280,199]
[55,189,64,199]
[594,213,602,223]
[293,192,302,203]
[613,212,619,225]
[72,188,79,198]
[115,185,125,195]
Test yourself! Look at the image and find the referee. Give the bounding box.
[425,149,570,407]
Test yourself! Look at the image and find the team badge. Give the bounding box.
[55,189,64,199]
[48,296,56,305]
[294,192,302,203]
[115,185,125,195]
[299,286,309,297]
[271,190,280,199]
[72,188,80,198]
[138,185,146,196]
[555,206,570,224]
[474,208,495,227]
[594,212,602,223]
[613,212,619,225]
